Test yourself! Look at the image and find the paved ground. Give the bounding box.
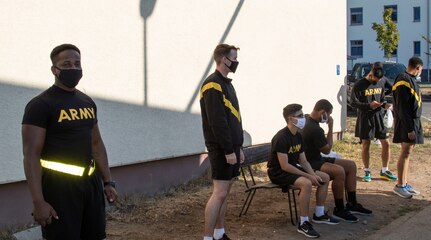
[365,203,431,240]
[422,102,431,121]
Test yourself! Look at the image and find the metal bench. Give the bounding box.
[239,143,299,225]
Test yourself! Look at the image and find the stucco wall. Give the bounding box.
[0,0,347,184]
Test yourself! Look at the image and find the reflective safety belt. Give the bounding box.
[40,159,95,177]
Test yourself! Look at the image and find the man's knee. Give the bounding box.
[294,177,312,192]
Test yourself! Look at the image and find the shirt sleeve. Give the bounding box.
[202,87,233,154]
[312,127,328,150]
[22,97,50,128]
[351,82,371,111]
[273,134,288,154]
[393,81,415,132]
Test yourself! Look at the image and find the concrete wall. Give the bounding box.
[0,0,347,185]
[348,0,431,80]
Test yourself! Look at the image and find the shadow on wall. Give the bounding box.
[0,81,204,184]
[140,0,157,106]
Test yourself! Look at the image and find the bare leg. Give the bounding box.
[379,139,390,168]
[333,159,357,192]
[314,171,330,206]
[320,162,346,200]
[204,180,231,237]
[214,180,234,229]
[293,177,313,218]
[397,143,414,186]
[361,140,371,169]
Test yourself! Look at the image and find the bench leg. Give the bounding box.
[287,188,299,226]
[239,189,257,217]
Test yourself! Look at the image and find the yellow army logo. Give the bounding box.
[288,144,301,154]
[364,88,382,96]
[58,108,95,122]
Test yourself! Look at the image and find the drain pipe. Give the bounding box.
[428,0,430,82]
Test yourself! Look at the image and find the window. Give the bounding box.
[414,7,420,22]
[351,40,363,58]
[384,5,398,22]
[351,8,363,25]
[414,41,421,56]
[384,47,398,57]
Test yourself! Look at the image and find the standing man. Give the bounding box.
[268,104,338,239]
[392,57,424,199]
[350,62,397,182]
[200,44,244,240]
[303,99,372,223]
[22,44,117,239]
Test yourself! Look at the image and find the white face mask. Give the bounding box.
[293,117,306,129]
[320,112,328,123]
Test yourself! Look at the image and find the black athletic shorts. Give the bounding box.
[207,145,241,180]
[41,169,106,240]
[310,157,336,171]
[267,165,305,187]
[355,110,388,140]
[393,118,424,144]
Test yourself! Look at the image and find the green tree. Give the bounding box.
[372,8,400,60]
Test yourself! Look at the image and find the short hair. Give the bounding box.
[313,99,333,112]
[408,57,423,68]
[50,44,80,65]
[283,104,302,121]
[213,44,239,65]
[372,62,383,71]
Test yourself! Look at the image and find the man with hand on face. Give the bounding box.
[268,104,338,239]
[200,44,243,240]
[351,62,397,183]
[392,57,424,199]
[303,99,372,223]
[22,44,117,240]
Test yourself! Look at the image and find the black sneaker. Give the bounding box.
[312,213,340,225]
[333,207,359,223]
[216,233,231,240]
[346,202,372,216]
[297,221,320,238]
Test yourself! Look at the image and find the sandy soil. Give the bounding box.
[106,116,431,240]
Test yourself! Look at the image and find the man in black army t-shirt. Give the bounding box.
[392,57,424,199]
[268,104,338,239]
[351,62,397,183]
[22,44,117,240]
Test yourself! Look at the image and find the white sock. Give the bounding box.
[213,228,225,240]
[204,237,213,240]
[315,205,325,217]
[364,168,370,172]
[300,216,309,225]
[382,167,388,172]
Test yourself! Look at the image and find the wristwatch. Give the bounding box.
[104,181,116,188]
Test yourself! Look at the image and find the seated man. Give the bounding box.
[268,104,339,239]
[302,99,372,222]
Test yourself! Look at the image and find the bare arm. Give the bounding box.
[22,124,58,226]
[320,116,333,154]
[92,124,117,202]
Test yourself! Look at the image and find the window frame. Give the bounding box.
[413,6,421,22]
[414,41,421,56]
[351,40,363,58]
[350,7,363,25]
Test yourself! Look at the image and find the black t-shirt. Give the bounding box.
[302,117,327,165]
[267,127,303,174]
[351,78,386,114]
[22,85,97,166]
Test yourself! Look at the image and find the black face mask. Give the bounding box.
[224,57,239,73]
[55,67,82,88]
[373,68,384,79]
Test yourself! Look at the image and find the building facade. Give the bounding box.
[0,0,346,228]
[348,0,431,82]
